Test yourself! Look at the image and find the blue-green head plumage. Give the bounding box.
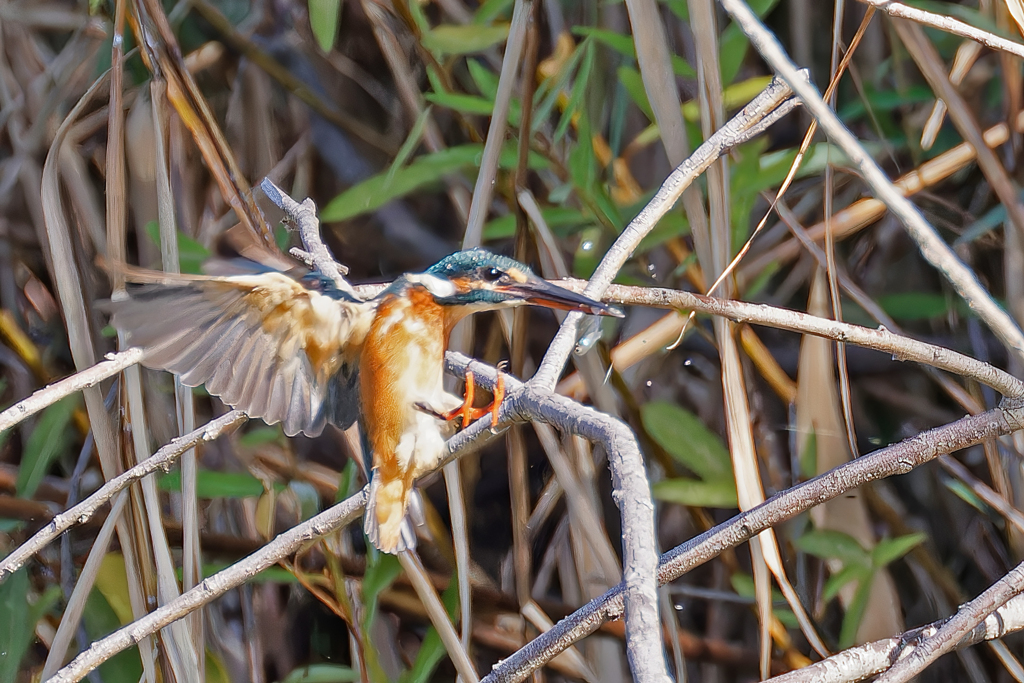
[392,247,625,316]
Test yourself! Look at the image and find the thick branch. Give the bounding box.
[479,402,1024,683]
[765,593,1024,682]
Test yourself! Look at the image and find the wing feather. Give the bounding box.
[110,267,376,436]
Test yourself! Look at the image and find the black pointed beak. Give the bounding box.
[503,277,624,317]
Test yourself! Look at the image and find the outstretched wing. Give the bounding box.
[109,268,376,437]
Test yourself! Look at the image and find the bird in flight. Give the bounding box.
[110,248,621,553]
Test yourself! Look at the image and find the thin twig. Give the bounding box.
[260,177,359,298]
[719,0,1024,365]
[46,486,367,683]
[0,411,246,583]
[858,0,1024,60]
[555,280,1024,399]
[0,348,144,434]
[531,72,800,389]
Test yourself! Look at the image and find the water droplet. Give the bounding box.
[581,240,594,252]
[574,316,602,356]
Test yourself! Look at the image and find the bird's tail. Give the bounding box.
[364,471,416,554]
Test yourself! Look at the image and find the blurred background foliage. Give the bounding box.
[2,0,1024,681]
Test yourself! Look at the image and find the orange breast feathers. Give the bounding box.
[360,287,458,553]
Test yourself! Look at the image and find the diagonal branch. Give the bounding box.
[478,401,1024,683]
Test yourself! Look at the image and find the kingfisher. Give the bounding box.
[110,248,621,553]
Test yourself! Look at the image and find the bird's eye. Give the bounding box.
[483,267,502,282]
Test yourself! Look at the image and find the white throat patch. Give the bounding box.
[407,273,457,299]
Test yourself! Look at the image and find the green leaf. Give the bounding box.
[424,91,495,116]
[822,563,870,603]
[83,588,143,682]
[309,0,341,53]
[839,576,874,649]
[335,459,360,504]
[877,292,953,321]
[402,575,460,683]
[794,529,870,568]
[144,221,211,275]
[384,106,434,189]
[361,552,403,683]
[555,39,595,140]
[321,144,546,222]
[653,477,738,508]
[871,533,926,568]
[17,394,79,498]
[422,23,510,56]
[467,58,499,100]
[158,469,265,498]
[944,478,990,514]
[282,664,359,683]
[484,207,591,240]
[238,425,284,447]
[573,26,695,77]
[617,66,654,122]
[641,401,732,481]
[0,568,32,681]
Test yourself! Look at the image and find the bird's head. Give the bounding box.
[397,248,623,317]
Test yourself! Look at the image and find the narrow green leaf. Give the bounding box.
[402,575,460,683]
[877,292,953,321]
[871,533,926,568]
[321,143,546,222]
[384,106,434,188]
[839,576,874,649]
[309,0,341,53]
[795,529,871,568]
[282,664,359,683]
[467,58,499,100]
[157,469,264,499]
[653,477,738,508]
[424,91,495,116]
[17,395,79,498]
[617,66,654,122]
[144,221,211,275]
[555,39,595,140]
[0,568,32,682]
[422,23,510,56]
[822,563,869,603]
[641,401,733,481]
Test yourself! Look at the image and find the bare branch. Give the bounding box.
[857,0,1024,60]
[260,177,359,299]
[532,72,801,389]
[46,487,368,683]
[765,593,1024,682]
[719,0,1024,365]
[0,410,247,583]
[872,561,1024,683]
[0,348,144,435]
[478,402,1024,683]
[556,280,1024,399]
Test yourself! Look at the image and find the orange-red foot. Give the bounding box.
[441,369,506,429]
